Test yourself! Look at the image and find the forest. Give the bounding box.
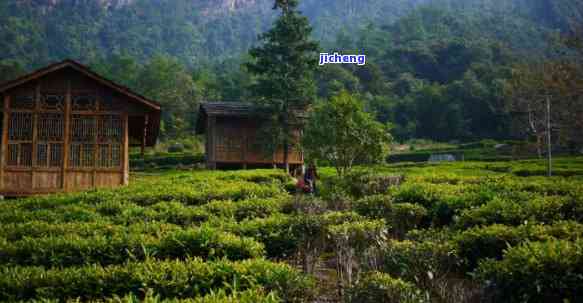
[1,0,582,145]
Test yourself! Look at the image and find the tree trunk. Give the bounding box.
[284,140,290,174]
[547,95,552,177]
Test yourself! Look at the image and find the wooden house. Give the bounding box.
[0,59,161,196]
[196,102,304,170]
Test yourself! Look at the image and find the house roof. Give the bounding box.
[199,102,260,117]
[0,59,161,146]
[0,59,161,110]
[196,101,308,134]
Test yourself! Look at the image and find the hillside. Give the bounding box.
[1,0,581,144]
[1,0,581,68]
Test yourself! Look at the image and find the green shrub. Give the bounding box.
[352,195,393,219]
[95,289,281,302]
[454,222,583,271]
[203,196,288,222]
[328,220,388,252]
[0,227,264,267]
[218,170,291,184]
[476,239,583,303]
[223,214,297,259]
[158,227,265,260]
[380,240,460,287]
[345,271,427,303]
[148,201,211,226]
[454,224,527,271]
[0,258,314,302]
[456,195,570,228]
[390,203,428,238]
[281,195,327,215]
[343,171,404,197]
[125,180,284,207]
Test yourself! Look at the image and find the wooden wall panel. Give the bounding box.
[34,172,62,189]
[4,171,33,190]
[66,172,93,190]
[95,172,122,188]
[209,116,304,166]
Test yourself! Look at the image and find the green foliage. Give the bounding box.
[476,239,583,303]
[346,271,427,303]
[223,214,297,259]
[380,240,460,286]
[204,197,287,221]
[0,227,265,267]
[328,219,388,253]
[453,221,583,271]
[0,258,314,302]
[353,195,393,219]
[390,203,428,238]
[245,0,319,167]
[303,91,392,176]
[98,289,281,303]
[1,157,582,302]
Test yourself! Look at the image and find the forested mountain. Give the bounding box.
[0,0,581,142]
[1,0,580,68]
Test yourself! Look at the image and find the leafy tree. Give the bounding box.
[302,91,391,177]
[136,55,198,138]
[246,0,320,172]
[0,59,25,83]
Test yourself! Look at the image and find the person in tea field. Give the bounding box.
[295,171,312,194]
[304,163,318,194]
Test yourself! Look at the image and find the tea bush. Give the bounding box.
[345,271,427,303]
[222,214,297,259]
[94,289,281,303]
[0,227,264,267]
[379,240,460,287]
[352,194,393,219]
[454,222,583,271]
[204,197,288,221]
[0,258,314,302]
[456,195,572,228]
[476,239,583,303]
[390,203,428,238]
[1,159,583,302]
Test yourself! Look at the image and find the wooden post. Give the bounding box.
[207,116,215,169]
[141,115,148,159]
[242,122,247,169]
[31,83,40,189]
[92,115,98,188]
[1,95,11,191]
[62,80,71,191]
[122,112,129,185]
[546,94,552,177]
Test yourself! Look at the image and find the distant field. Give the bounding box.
[1,157,582,302]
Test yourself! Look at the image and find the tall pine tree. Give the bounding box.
[246,0,320,173]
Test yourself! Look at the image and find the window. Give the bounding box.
[37,113,64,168]
[7,92,123,170]
[7,112,34,167]
[8,93,66,169]
[97,115,122,168]
[69,114,122,168]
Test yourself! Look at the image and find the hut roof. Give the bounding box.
[200,102,259,117]
[0,59,161,146]
[195,102,308,134]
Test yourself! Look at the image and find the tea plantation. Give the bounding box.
[1,158,583,302]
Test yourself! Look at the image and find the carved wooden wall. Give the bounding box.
[1,70,130,195]
[209,116,303,167]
